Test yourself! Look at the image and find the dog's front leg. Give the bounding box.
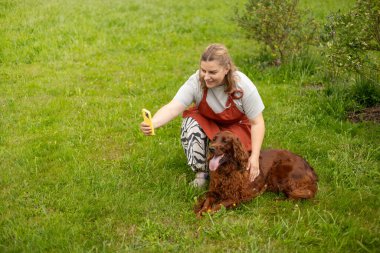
[211,199,237,213]
[196,197,213,218]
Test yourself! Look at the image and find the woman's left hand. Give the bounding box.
[247,155,260,182]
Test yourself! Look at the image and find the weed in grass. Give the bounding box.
[350,76,380,108]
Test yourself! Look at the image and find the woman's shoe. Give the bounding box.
[189,172,209,188]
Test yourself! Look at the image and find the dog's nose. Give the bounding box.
[209,146,215,153]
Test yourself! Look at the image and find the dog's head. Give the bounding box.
[208,131,249,172]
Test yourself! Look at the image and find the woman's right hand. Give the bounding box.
[140,121,154,136]
[139,99,186,136]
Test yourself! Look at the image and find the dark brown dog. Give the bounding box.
[194,131,318,218]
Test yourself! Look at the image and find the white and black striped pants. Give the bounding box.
[180,117,209,173]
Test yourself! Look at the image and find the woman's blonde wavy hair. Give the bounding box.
[199,44,239,95]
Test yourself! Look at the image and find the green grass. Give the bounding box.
[0,0,378,252]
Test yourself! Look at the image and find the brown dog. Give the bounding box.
[194,131,318,218]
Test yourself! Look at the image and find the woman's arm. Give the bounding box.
[247,113,265,181]
[140,99,186,135]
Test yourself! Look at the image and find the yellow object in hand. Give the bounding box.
[142,109,155,135]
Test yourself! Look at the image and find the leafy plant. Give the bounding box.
[322,0,380,81]
[235,0,319,65]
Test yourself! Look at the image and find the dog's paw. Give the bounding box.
[196,212,203,219]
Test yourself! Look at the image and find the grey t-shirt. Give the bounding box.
[173,70,265,120]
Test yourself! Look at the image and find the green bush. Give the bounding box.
[322,0,380,80]
[321,0,380,109]
[235,0,319,65]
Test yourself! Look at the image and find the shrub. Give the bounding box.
[235,0,319,65]
[321,0,380,108]
[321,0,380,80]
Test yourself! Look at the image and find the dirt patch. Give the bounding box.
[348,106,380,123]
[302,82,324,91]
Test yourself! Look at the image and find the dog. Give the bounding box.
[194,131,318,218]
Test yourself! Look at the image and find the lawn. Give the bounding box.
[0,0,378,252]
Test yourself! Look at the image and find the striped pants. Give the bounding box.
[180,117,209,173]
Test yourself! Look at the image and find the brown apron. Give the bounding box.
[183,89,252,151]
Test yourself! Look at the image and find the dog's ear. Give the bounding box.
[232,136,248,170]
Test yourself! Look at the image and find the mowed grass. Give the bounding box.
[0,0,378,252]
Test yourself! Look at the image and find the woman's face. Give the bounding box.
[200,60,229,88]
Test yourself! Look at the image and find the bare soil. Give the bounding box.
[348,106,380,123]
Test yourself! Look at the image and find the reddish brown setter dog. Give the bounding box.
[195,131,318,218]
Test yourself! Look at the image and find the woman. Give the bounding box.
[140,44,265,187]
